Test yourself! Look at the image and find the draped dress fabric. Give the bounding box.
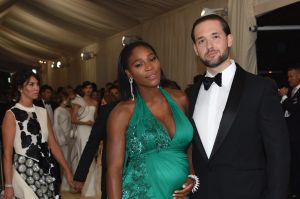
[9,103,59,199]
[70,96,97,197]
[53,106,72,191]
[122,88,193,199]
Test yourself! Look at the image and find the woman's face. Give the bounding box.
[126,46,161,89]
[19,76,40,101]
[83,84,93,96]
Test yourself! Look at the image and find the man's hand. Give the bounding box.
[278,87,289,96]
[73,181,84,191]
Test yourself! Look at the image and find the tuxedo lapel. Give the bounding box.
[187,76,209,162]
[210,65,246,159]
[188,77,203,117]
[191,119,209,162]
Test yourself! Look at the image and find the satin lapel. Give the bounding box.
[191,118,209,162]
[188,77,203,117]
[210,65,246,159]
[187,76,208,162]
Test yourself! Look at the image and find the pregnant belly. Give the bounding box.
[146,151,189,197]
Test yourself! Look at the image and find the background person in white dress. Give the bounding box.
[71,81,98,197]
[53,90,73,192]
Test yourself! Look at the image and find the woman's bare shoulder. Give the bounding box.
[108,100,135,122]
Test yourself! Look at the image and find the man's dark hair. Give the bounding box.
[288,64,300,72]
[40,84,53,94]
[191,14,231,43]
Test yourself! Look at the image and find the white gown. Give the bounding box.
[53,106,72,191]
[71,96,97,197]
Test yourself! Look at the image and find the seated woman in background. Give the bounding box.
[106,41,198,199]
[2,70,73,199]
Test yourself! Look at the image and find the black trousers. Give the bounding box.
[290,142,300,196]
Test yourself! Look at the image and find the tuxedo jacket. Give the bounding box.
[281,88,300,142]
[186,65,290,199]
[73,102,118,197]
[34,99,58,112]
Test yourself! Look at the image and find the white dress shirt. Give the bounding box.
[193,60,236,158]
[43,99,54,124]
[281,84,300,117]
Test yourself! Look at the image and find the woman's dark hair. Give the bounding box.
[82,81,93,89]
[11,69,40,101]
[117,41,165,100]
[74,84,83,96]
[191,14,231,43]
[56,90,69,105]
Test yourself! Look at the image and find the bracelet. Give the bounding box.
[4,184,13,188]
[188,174,200,193]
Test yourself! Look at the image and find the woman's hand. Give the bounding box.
[173,178,194,199]
[65,168,74,189]
[85,120,94,126]
[4,187,14,199]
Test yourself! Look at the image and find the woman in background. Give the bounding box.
[53,90,72,191]
[2,70,73,199]
[71,81,98,197]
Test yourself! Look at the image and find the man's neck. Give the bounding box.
[207,58,232,76]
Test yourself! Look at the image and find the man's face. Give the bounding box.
[41,89,52,101]
[288,69,300,88]
[109,88,120,102]
[193,20,232,68]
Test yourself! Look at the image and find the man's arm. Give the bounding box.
[73,102,116,182]
[281,93,300,114]
[259,79,290,199]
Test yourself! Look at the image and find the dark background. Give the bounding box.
[256,1,300,87]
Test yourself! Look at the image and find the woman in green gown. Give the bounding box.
[107,41,196,199]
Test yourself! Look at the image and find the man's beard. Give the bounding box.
[200,48,230,68]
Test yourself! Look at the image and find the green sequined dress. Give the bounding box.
[122,88,193,199]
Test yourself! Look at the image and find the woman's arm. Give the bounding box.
[2,111,16,199]
[106,103,131,199]
[47,115,73,187]
[71,104,93,126]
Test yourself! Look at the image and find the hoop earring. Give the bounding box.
[129,77,135,101]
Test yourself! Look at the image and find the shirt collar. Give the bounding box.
[205,59,236,88]
[294,84,300,92]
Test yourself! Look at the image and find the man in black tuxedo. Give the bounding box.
[34,84,57,124]
[186,14,290,199]
[279,66,300,198]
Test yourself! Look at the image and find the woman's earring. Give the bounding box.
[129,77,135,101]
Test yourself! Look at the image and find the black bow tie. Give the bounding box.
[203,73,222,90]
[44,101,51,105]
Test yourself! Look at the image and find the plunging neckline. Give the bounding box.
[139,89,177,141]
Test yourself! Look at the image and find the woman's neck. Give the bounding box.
[19,98,33,107]
[83,95,91,100]
[139,86,162,104]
